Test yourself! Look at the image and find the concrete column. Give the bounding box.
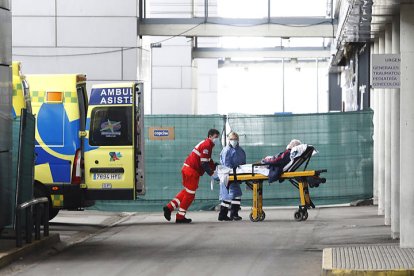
[391,15,400,239]
[378,32,385,216]
[384,24,392,226]
[373,38,379,206]
[400,4,414,248]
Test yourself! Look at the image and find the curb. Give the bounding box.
[322,248,414,276]
[0,234,60,269]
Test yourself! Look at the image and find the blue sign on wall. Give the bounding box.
[149,127,175,140]
[154,130,169,137]
[89,87,133,105]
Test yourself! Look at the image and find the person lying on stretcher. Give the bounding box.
[216,139,311,189]
[261,139,305,183]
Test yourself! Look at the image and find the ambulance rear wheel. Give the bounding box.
[34,181,59,221]
[294,210,303,221]
[249,213,260,222]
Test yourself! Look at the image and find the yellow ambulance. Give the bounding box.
[25,74,89,218]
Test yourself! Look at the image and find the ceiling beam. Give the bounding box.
[193,47,331,59]
[139,17,337,38]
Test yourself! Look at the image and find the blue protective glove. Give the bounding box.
[213,175,220,182]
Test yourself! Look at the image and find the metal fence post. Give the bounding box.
[43,201,49,237]
[25,207,32,244]
[34,204,41,240]
[16,209,22,247]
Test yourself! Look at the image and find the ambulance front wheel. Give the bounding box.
[294,210,303,221]
[249,213,260,222]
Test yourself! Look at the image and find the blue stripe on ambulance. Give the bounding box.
[37,103,80,155]
[35,101,81,183]
[34,141,71,182]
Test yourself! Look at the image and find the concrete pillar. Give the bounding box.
[370,43,374,108]
[373,38,379,206]
[400,4,414,248]
[384,24,392,226]
[391,15,400,239]
[378,32,385,216]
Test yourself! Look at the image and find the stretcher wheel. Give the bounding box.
[294,210,303,221]
[302,211,308,221]
[259,212,266,221]
[249,213,260,222]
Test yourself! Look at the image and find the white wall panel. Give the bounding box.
[57,17,137,47]
[152,67,182,88]
[152,88,193,114]
[57,0,137,17]
[197,92,218,114]
[198,75,211,93]
[209,75,217,92]
[12,0,55,16]
[122,47,138,80]
[12,17,55,47]
[152,46,191,66]
[13,48,122,80]
[196,59,218,74]
[181,66,192,89]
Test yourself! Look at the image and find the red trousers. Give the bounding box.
[167,165,200,219]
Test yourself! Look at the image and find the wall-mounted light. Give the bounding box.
[150,42,162,48]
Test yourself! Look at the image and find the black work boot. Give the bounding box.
[218,205,231,221]
[176,217,192,224]
[163,206,171,221]
[230,204,242,221]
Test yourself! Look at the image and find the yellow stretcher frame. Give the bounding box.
[229,169,327,222]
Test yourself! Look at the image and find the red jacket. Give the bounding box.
[184,138,216,176]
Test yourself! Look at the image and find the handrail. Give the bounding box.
[17,197,48,210]
[15,197,49,247]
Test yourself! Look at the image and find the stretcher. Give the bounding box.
[227,145,327,222]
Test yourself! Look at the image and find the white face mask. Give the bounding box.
[229,140,238,148]
[213,137,220,145]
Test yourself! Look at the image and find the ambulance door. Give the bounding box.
[76,84,87,181]
[134,83,145,195]
[85,104,135,200]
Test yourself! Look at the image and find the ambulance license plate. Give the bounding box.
[93,173,122,180]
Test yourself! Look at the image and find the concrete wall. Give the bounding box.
[0,0,13,228]
[150,37,195,114]
[149,37,219,115]
[12,0,139,93]
[194,58,218,114]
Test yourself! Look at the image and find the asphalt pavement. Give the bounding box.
[0,206,397,276]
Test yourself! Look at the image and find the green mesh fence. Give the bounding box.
[227,111,373,206]
[91,111,373,212]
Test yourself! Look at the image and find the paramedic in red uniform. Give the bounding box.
[163,129,220,223]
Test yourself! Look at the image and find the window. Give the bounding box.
[89,106,132,146]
